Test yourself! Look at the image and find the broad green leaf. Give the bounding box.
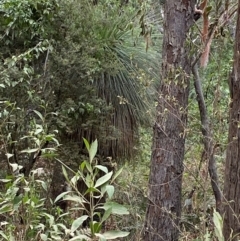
[95,171,113,188]
[70,215,88,233]
[95,165,108,173]
[89,139,98,163]
[106,185,114,199]
[102,230,129,239]
[103,202,129,215]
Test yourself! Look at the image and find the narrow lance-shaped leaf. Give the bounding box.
[101,230,130,239]
[111,167,123,183]
[89,139,98,163]
[69,234,90,241]
[20,148,39,153]
[54,191,72,203]
[83,138,90,152]
[62,166,69,182]
[101,207,112,224]
[71,215,89,233]
[33,110,44,121]
[95,165,108,174]
[0,231,8,240]
[95,171,113,188]
[213,210,224,241]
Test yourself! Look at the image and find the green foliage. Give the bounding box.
[57,139,129,240]
[0,139,129,240]
[0,0,59,47]
[51,0,160,158]
[0,0,160,165]
[0,165,52,240]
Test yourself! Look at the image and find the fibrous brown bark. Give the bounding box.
[143,1,194,241]
[223,1,240,239]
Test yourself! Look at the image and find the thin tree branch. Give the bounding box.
[192,62,222,213]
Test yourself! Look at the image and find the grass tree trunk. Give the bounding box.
[143,1,194,241]
[223,1,240,239]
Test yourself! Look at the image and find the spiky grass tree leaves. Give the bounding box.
[57,0,161,159]
[91,3,160,157]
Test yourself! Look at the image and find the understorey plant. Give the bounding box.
[55,138,129,241]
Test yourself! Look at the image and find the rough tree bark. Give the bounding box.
[223,1,240,239]
[143,1,194,240]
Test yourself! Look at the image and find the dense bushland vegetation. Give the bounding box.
[0,0,159,240]
[0,0,238,240]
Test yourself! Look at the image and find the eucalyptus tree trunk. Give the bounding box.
[143,1,194,240]
[223,1,240,239]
